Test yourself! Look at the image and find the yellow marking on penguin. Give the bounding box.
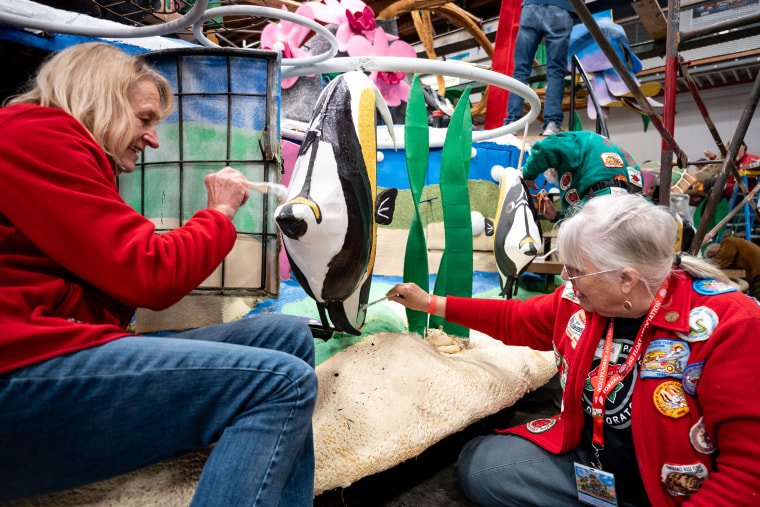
[519,237,537,248]
[286,196,321,221]
[358,87,379,274]
[674,215,685,252]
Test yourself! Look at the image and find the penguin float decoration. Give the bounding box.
[275,71,397,335]
[492,166,543,298]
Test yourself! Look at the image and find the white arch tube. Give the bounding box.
[280,56,541,148]
[0,0,209,38]
[192,5,339,66]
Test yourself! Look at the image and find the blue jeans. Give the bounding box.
[506,4,573,130]
[0,314,318,506]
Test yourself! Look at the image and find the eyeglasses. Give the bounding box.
[562,264,617,281]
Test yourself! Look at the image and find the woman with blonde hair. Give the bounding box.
[388,193,760,506]
[0,43,317,505]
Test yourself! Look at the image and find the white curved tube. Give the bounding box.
[192,6,339,66]
[0,0,209,38]
[281,56,541,147]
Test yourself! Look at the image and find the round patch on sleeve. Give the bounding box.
[682,361,704,397]
[526,416,559,433]
[676,307,718,342]
[653,381,690,418]
[560,171,573,190]
[565,188,580,205]
[689,417,716,454]
[693,279,738,296]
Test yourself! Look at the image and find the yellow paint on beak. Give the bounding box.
[286,196,321,221]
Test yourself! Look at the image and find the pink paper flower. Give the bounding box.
[345,28,417,106]
[306,0,396,51]
[346,5,376,32]
[260,5,316,89]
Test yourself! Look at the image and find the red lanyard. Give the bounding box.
[591,279,669,449]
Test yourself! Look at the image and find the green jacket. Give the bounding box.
[523,131,643,212]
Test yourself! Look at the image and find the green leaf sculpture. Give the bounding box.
[430,88,473,337]
[402,76,431,336]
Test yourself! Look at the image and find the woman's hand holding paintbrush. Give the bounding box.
[204,166,288,221]
[205,166,250,220]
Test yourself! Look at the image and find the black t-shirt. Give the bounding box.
[581,316,651,507]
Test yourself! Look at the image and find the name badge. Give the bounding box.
[575,462,618,506]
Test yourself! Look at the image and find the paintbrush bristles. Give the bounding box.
[247,181,288,199]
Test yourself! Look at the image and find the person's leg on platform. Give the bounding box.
[540,5,573,133]
[506,5,544,125]
[458,433,584,507]
[0,315,317,507]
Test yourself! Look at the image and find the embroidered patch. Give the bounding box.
[653,381,690,418]
[565,188,580,205]
[689,417,716,454]
[553,343,562,367]
[560,171,573,190]
[609,186,627,196]
[675,306,719,342]
[601,152,625,168]
[565,310,586,349]
[561,282,580,304]
[526,417,558,433]
[627,166,643,187]
[661,462,708,496]
[641,340,690,379]
[693,279,738,296]
[560,357,569,390]
[665,311,679,322]
[682,362,704,397]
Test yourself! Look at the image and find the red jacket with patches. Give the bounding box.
[0,105,236,375]
[446,270,760,505]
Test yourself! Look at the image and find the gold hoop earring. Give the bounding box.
[623,295,633,311]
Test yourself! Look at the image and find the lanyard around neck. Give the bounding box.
[591,279,669,450]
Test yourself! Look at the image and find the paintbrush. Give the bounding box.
[247,181,288,200]
[359,294,403,312]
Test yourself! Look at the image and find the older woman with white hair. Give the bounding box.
[388,193,760,506]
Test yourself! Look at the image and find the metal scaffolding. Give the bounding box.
[567,0,760,255]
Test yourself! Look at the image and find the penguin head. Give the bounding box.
[275,197,323,240]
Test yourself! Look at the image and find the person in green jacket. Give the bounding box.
[524,131,644,220]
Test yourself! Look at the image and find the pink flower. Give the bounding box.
[346,6,376,32]
[345,28,417,106]
[260,5,316,89]
[306,0,395,51]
